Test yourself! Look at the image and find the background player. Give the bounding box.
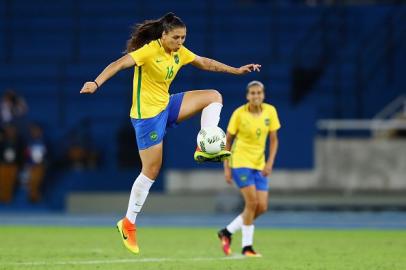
[218,80,280,257]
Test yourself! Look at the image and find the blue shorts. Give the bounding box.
[232,168,269,191]
[131,92,184,150]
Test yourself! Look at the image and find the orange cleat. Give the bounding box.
[116,217,139,254]
[217,228,232,256]
[242,246,262,257]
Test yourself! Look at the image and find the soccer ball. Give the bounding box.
[197,126,226,154]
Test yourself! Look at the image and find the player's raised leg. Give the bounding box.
[117,142,162,254]
[176,89,231,162]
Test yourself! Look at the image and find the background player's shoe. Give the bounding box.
[217,228,232,255]
[194,147,231,163]
[116,217,139,254]
[242,245,262,257]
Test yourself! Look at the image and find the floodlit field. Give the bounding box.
[1,226,405,270]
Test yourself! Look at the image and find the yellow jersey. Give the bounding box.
[128,39,196,119]
[228,103,281,170]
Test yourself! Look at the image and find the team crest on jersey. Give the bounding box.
[174,54,179,64]
[264,118,270,126]
[149,131,158,141]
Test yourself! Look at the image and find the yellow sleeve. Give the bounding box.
[269,106,281,131]
[227,109,240,135]
[128,43,155,66]
[179,45,196,66]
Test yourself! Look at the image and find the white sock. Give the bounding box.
[226,214,243,234]
[201,102,222,128]
[125,173,154,223]
[242,224,255,247]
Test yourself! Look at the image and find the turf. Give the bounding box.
[0,226,405,270]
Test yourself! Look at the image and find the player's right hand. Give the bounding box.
[80,81,98,94]
[224,168,233,185]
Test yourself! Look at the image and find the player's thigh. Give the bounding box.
[256,190,269,211]
[253,171,269,211]
[177,90,222,123]
[138,142,163,178]
[240,185,258,206]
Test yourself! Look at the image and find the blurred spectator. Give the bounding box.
[63,123,101,170]
[0,125,24,203]
[23,123,47,203]
[0,89,28,126]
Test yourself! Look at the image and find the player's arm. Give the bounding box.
[262,131,279,176]
[80,54,136,94]
[190,55,261,75]
[223,132,235,184]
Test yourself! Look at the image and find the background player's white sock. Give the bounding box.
[125,173,154,224]
[242,224,255,247]
[226,214,243,234]
[201,102,222,128]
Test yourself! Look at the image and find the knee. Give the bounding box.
[142,162,161,179]
[208,89,222,104]
[245,199,258,212]
[256,203,268,216]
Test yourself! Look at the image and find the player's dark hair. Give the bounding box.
[125,12,185,53]
[246,80,265,94]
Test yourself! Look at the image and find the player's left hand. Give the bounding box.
[261,164,273,176]
[80,81,98,94]
[236,64,261,74]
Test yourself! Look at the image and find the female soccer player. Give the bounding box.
[218,80,280,257]
[80,13,260,255]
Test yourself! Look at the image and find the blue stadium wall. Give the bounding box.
[0,1,404,208]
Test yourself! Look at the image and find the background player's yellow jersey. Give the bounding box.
[228,103,281,170]
[129,39,196,119]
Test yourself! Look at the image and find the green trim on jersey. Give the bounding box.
[157,39,162,47]
[136,67,142,118]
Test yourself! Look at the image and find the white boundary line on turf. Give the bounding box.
[5,255,246,266]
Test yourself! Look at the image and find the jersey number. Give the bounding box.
[165,66,174,80]
[256,128,262,139]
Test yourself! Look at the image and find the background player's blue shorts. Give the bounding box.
[131,92,185,150]
[232,168,269,191]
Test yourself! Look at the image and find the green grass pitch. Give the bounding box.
[0,226,405,270]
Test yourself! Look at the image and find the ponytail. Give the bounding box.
[125,12,185,53]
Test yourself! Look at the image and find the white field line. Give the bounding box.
[4,255,246,266]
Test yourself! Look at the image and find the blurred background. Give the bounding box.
[0,0,405,223]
